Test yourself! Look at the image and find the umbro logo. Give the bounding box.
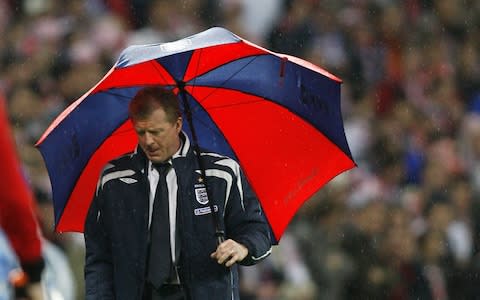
[119,178,137,184]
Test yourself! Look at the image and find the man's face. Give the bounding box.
[133,106,182,163]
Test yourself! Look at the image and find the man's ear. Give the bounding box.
[176,117,183,132]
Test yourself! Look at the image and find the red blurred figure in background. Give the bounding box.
[0,94,44,299]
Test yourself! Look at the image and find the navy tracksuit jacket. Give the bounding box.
[84,134,272,299]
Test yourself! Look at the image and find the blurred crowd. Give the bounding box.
[0,0,479,299]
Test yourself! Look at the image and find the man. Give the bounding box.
[84,86,272,299]
[0,96,44,300]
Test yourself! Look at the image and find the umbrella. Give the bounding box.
[36,27,356,243]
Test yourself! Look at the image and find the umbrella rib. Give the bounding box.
[196,98,266,110]
[149,60,170,84]
[187,83,272,113]
[181,89,237,149]
[193,56,260,105]
[189,48,203,97]
[187,105,225,134]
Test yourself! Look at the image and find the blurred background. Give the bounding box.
[1,0,479,299]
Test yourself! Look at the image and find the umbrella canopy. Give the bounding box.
[36,27,355,242]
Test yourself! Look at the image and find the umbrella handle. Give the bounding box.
[216,231,225,245]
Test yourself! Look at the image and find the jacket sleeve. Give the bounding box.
[84,177,115,300]
[224,169,272,266]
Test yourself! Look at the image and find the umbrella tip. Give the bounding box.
[176,80,186,89]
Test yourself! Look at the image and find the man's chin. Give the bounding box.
[147,153,167,163]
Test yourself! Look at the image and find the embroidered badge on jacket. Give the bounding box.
[194,205,218,216]
[194,183,208,205]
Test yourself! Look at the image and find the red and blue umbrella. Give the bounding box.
[36,27,355,242]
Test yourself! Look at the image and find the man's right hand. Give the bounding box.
[210,239,249,267]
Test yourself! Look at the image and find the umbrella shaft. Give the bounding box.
[179,86,225,245]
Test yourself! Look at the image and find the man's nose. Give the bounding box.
[144,132,154,145]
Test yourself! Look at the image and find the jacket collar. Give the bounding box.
[173,131,190,159]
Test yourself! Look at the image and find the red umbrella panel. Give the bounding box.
[36,27,356,242]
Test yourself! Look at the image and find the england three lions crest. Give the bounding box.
[194,183,208,205]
